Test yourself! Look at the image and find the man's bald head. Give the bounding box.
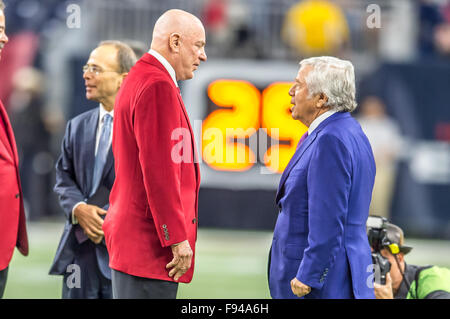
[150,9,207,81]
[152,10,203,45]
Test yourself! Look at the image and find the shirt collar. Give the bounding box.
[99,104,114,123]
[308,109,337,135]
[148,49,178,87]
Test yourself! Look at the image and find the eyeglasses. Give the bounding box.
[82,64,119,75]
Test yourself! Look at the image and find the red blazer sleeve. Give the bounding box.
[133,80,187,247]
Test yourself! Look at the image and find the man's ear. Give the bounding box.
[316,93,329,108]
[117,73,128,88]
[169,33,181,53]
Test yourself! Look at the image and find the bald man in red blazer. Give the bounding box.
[102,9,207,298]
[0,3,28,298]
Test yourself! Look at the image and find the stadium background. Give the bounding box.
[0,0,449,298]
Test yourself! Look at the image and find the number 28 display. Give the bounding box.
[201,79,307,174]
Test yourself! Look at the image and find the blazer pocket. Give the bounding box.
[283,243,307,260]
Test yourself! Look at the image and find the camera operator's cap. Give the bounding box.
[385,223,413,255]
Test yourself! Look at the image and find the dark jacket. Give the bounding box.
[49,108,114,279]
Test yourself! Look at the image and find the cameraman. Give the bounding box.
[370,220,450,299]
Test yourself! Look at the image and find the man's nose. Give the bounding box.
[288,85,295,97]
[83,71,91,80]
[200,49,207,62]
[1,33,8,44]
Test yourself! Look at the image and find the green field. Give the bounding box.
[3,221,450,299]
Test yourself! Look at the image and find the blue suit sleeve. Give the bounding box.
[53,120,86,220]
[297,134,352,290]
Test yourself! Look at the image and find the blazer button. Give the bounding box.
[192,218,197,224]
[162,224,167,229]
[15,193,20,199]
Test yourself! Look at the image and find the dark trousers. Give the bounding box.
[111,269,178,299]
[0,267,8,298]
[62,241,112,299]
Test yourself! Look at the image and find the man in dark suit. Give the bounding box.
[102,9,206,299]
[49,41,136,299]
[269,56,376,299]
[0,1,29,298]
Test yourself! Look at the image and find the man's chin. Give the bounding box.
[183,73,194,81]
[86,94,97,101]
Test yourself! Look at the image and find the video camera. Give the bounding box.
[366,216,392,285]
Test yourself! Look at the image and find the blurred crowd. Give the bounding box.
[0,0,449,226]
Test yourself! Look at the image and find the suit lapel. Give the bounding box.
[176,93,201,186]
[102,147,114,181]
[144,53,201,186]
[0,101,17,162]
[275,112,350,204]
[275,132,317,203]
[83,109,99,194]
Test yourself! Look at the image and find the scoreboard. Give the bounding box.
[182,59,305,191]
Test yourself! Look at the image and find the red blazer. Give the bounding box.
[103,53,200,283]
[0,100,28,271]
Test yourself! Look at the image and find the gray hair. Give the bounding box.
[0,0,5,11]
[300,56,357,112]
[98,40,137,73]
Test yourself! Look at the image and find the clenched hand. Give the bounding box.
[73,203,107,244]
[291,277,312,297]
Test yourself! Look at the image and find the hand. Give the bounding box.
[166,240,193,282]
[291,277,311,297]
[74,203,107,244]
[374,272,394,299]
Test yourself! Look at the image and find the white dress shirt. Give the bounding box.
[308,109,338,135]
[72,104,114,224]
[95,104,114,155]
[148,49,179,88]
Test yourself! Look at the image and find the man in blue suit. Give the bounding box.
[269,56,376,299]
[49,41,136,298]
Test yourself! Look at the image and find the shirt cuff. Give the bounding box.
[71,201,86,224]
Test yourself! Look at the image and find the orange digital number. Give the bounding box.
[202,80,307,173]
[202,80,260,171]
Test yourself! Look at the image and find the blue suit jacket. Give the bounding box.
[49,108,114,280]
[269,112,376,299]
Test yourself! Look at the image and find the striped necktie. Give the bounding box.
[90,113,112,197]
